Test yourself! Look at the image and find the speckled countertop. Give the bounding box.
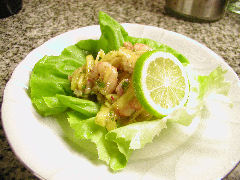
[0,0,239,179]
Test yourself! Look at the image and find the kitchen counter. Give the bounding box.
[0,0,239,179]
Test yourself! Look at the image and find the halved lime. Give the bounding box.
[133,50,189,118]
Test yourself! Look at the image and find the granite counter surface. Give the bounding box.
[0,0,239,179]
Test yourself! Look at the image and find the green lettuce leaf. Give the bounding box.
[67,111,127,171]
[29,45,89,116]
[67,110,167,171]
[97,11,128,53]
[167,108,196,126]
[76,39,99,56]
[43,96,65,109]
[76,11,189,64]
[106,119,167,157]
[198,66,231,100]
[55,112,99,158]
[76,11,128,55]
[56,94,99,117]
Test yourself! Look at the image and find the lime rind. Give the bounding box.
[133,50,189,118]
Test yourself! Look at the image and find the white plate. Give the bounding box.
[2,24,240,180]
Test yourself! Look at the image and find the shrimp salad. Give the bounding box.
[28,11,230,171]
[69,42,152,130]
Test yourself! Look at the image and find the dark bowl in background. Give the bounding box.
[0,0,22,18]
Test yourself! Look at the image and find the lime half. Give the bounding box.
[133,50,189,118]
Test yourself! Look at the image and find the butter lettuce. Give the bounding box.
[56,94,100,117]
[106,119,167,157]
[76,11,128,55]
[67,111,127,171]
[67,111,167,171]
[29,11,231,171]
[76,11,189,64]
[29,45,89,116]
[197,66,231,100]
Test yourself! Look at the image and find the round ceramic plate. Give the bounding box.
[2,24,240,180]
